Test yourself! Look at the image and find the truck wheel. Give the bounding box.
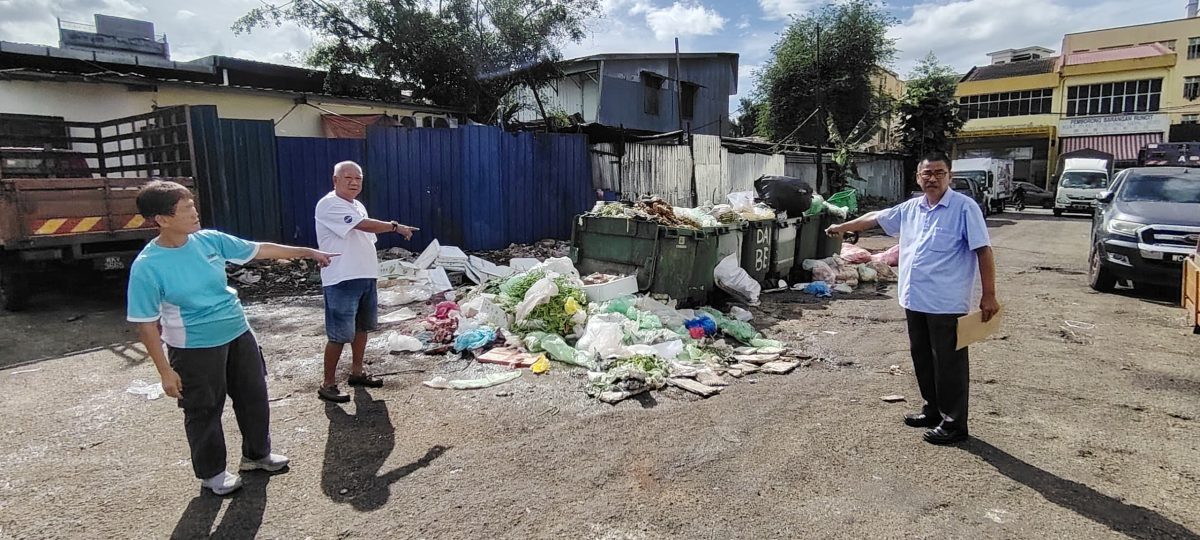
[1053,209,1064,217]
[0,270,31,311]
[1088,246,1116,292]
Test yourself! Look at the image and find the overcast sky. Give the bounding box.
[0,0,1187,112]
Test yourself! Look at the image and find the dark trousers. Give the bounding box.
[168,331,272,479]
[905,310,970,433]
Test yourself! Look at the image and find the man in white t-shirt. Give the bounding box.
[315,161,414,403]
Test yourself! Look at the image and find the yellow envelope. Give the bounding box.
[957,305,1003,351]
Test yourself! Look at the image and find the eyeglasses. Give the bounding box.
[918,170,950,180]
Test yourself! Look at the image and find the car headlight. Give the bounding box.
[1106,219,1143,237]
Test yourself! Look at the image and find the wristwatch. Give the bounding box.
[391,221,400,233]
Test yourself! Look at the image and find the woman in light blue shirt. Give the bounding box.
[127,180,336,495]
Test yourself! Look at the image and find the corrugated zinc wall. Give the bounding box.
[364,125,593,251]
[219,118,282,242]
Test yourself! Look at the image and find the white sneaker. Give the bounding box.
[201,471,243,495]
[239,453,290,472]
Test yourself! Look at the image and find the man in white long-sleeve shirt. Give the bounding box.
[314,161,414,403]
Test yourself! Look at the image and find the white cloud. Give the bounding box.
[736,15,751,30]
[643,2,727,41]
[889,0,1180,76]
[176,10,195,20]
[758,0,819,21]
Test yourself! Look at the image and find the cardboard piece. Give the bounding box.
[957,305,1004,351]
[761,361,799,375]
[668,378,721,397]
[476,347,537,368]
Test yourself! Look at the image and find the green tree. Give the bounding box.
[233,0,600,119]
[731,97,763,137]
[757,0,897,145]
[897,52,964,157]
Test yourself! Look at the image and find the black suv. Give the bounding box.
[1089,167,1200,291]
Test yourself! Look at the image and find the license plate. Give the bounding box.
[101,256,126,270]
[1171,254,1187,263]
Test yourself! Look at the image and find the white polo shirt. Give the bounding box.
[315,191,379,287]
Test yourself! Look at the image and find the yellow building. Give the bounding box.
[866,67,907,152]
[954,52,1061,187]
[1058,16,1200,156]
[954,12,1200,185]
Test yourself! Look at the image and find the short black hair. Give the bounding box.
[919,151,952,170]
[136,180,193,221]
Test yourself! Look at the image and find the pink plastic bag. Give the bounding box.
[871,244,900,266]
[840,243,872,264]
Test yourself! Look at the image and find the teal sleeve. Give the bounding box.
[126,265,162,323]
[205,230,260,264]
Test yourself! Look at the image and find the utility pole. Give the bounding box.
[675,37,684,142]
[814,24,824,193]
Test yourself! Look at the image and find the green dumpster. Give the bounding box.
[570,216,661,290]
[767,216,800,283]
[817,211,846,259]
[739,219,774,285]
[654,223,743,307]
[790,214,821,283]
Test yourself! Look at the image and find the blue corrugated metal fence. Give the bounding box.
[268,125,593,251]
[276,137,365,247]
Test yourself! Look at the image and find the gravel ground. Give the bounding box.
[1,209,1197,539]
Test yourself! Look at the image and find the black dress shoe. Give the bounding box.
[904,413,941,428]
[923,426,968,445]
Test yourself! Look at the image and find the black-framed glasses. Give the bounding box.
[918,170,950,180]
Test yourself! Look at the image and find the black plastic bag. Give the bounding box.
[754,175,814,217]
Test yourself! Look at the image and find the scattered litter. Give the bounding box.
[477,347,537,368]
[733,354,782,365]
[840,243,873,264]
[761,361,800,375]
[66,314,85,323]
[379,307,418,324]
[714,254,762,305]
[803,281,832,297]
[822,331,838,335]
[126,379,165,400]
[1063,320,1096,329]
[453,326,496,352]
[696,370,729,387]
[881,394,906,403]
[668,377,721,397]
[872,244,900,266]
[9,367,42,375]
[730,306,754,322]
[833,283,854,294]
[386,333,424,353]
[531,354,550,374]
[233,271,262,285]
[423,371,522,390]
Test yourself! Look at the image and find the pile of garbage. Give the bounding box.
[229,259,323,298]
[590,195,778,230]
[379,255,802,404]
[471,239,569,265]
[792,243,900,297]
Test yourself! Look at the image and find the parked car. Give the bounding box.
[1089,167,1200,292]
[952,176,988,211]
[1011,181,1054,210]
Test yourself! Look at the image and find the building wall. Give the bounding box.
[596,57,734,136]
[0,78,448,137]
[1063,18,1200,124]
[510,72,600,123]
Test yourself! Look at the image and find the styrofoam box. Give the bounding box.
[582,274,638,303]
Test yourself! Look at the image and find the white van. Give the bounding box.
[953,158,1013,216]
[1054,158,1110,216]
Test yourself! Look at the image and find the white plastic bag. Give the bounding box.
[729,306,753,322]
[386,332,423,352]
[126,379,164,400]
[727,191,756,213]
[575,314,629,359]
[714,253,762,306]
[627,340,684,361]
[515,277,559,320]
